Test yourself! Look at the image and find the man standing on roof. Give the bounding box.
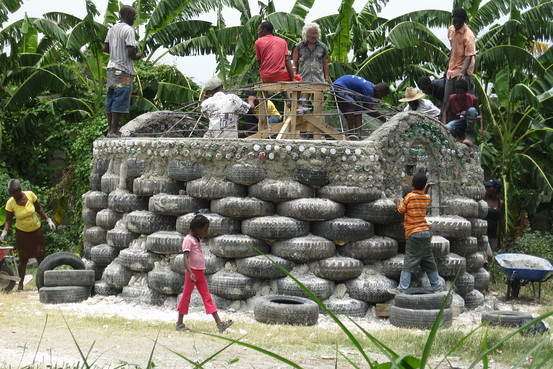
[104,5,142,137]
[443,8,476,121]
[201,77,251,139]
[333,75,389,139]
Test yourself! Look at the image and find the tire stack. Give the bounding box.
[37,252,93,304]
[80,142,490,321]
[427,196,489,310]
[389,290,453,329]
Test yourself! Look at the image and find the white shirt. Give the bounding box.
[403,99,440,117]
[201,92,250,138]
[105,22,137,75]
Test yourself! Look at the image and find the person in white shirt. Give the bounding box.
[399,87,440,118]
[201,77,251,139]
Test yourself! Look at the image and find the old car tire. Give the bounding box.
[314,257,363,281]
[346,274,397,303]
[177,213,241,237]
[470,219,488,237]
[272,235,335,263]
[375,223,406,241]
[339,237,398,262]
[442,198,479,218]
[464,289,484,309]
[43,270,95,287]
[84,260,104,281]
[276,274,334,301]
[210,271,257,300]
[126,211,175,235]
[321,298,369,317]
[311,218,374,244]
[82,191,108,210]
[187,178,246,200]
[95,209,123,230]
[133,176,184,196]
[93,280,122,296]
[277,198,344,221]
[82,207,98,226]
[242,216,309,241]
[389,306,452,329]
[90,244,119,266]
[454,272,475,297]
[121,285,166,306]
[212,197,275,219]
[437,253,467,278]
[108,190,149,213]
[209,234,270,259]
[103,259,133,289]
[248,180,313,202]
[36,252,85,290]
[427,216,471,239]
[83,226,107,246]
[465,252,485,272]
[126,158,148,178]
[167,161,203,182]
[145,231,184,254]
[149,194,209,216]
[393,290,452,310]
[471,268,490,292]
[236,255,294,279]
[449,237,478,257]
[481,311,534,327]
[39,286,90,304]
[106,225,139,250]
[118,248,161,272]
[254,295,319,326]
[148,267,184,295]
[317,185,382,204]
[292,166,329,187]
[431,236,450,258]
[226,164,266,185]
[346,199,403,224]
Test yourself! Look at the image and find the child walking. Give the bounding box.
[389,172,442,294]
[176,214,233,333]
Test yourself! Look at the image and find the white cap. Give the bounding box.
[204,77,223,91]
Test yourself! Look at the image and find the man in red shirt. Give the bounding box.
[255,21,301,108]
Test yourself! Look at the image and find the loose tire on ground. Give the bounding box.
[389,306,452,329]
[254,295,319,326]
[36,252,85,290]
[481,311,534,327]
[0,262,16,292]
[39,286,90,304]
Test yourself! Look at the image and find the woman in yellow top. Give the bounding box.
[1,179,56,291]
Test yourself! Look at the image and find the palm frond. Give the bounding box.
[156,82,196,105]
[168,26,241,56]
[476,45,546,78]
[33,18,68,46]
[510,83,541,110]
[0,0,23,24]
[43,12,82,30]
[103,0,120,26]
[148,20,212,49]
[387,21,446,49]
[146,0,192,34]
[290,0,315,20]
[267,12,304,40]
[330,0,355,63]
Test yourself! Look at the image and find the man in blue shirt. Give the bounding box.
[333,75,389,139]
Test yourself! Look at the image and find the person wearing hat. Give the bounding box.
[200,77,251,139]
[484,178,505,261]
[399,87,440,118]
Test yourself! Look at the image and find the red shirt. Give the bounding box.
[255,34,290,81]
[182,234,206,270]
[449,93,477,119]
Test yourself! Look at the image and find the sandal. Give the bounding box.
[217,320,233,333]
[175,323,191,332]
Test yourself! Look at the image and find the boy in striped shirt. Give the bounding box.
[389,172,442,294]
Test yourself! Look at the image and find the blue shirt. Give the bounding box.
[333,75,374,102]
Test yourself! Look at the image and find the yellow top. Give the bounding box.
[6,191,41,232]
[254,100,282,120]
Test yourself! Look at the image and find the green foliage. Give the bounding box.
[508,230,553,262]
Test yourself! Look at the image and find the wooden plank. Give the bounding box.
[253,81,329,93]
[276,118,292,140]
[301,116,346,140]
[375,303,392,318]
[256,92,269,134]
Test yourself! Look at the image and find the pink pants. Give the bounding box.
[177,269,217,315]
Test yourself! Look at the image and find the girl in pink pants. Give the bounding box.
[176,214,233,333]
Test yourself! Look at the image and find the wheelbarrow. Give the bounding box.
[495,253,553,301]
[0,246,19,293]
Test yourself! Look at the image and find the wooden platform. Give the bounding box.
[246,82,345,140]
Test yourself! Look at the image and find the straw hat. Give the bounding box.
[399,87,425,102]
[204,77,223,91]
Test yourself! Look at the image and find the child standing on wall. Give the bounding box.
[176,214,233,332]
[389,172,442,294]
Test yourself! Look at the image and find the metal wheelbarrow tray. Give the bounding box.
[495,253,553,301]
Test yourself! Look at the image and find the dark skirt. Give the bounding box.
[16,227,45,259]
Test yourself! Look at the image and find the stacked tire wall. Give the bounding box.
[83,112,488,314]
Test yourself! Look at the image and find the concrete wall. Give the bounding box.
[83,112,490,315]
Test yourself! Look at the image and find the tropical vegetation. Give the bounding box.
[0,0,551,251]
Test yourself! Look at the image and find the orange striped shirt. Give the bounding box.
[397,190,431,238]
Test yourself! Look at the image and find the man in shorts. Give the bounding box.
[104,5,142,137]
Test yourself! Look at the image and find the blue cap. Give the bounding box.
[484,179,501,188]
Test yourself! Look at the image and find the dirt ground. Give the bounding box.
[0,290,549,369]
